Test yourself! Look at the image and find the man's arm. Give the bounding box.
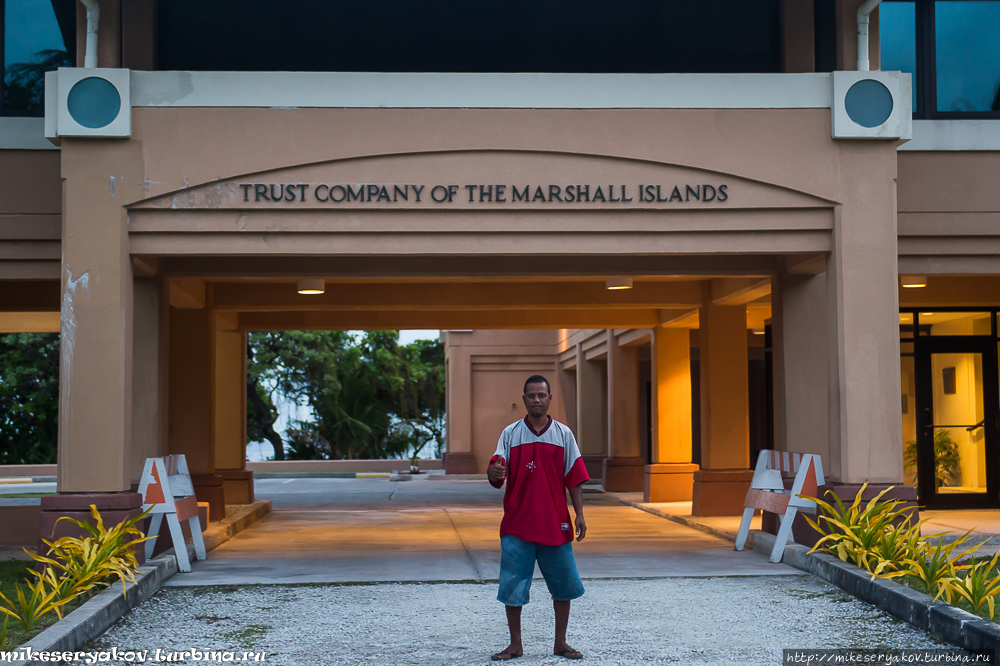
[568,484,586,542]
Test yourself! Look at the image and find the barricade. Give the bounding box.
[734,449,825,563]
[138,454,207,572]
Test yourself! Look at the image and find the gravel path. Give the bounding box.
[97,575,951,665]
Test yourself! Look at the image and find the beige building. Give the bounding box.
[1,0,999,543]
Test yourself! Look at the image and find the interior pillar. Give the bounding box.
[646,327,699,501]
[772,272,830,462]
[214,314,253,505]
[444,334,477,473]
[555,351,578,435]
[168,306,225,520]
[692,288,753,516]
[575,342,606,480]
[129,277,164,487]
[604,330,644,491]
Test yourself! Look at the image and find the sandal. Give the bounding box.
[554,648,583,660]
[491,650,522,661]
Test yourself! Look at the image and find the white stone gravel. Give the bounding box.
[93,575,957,665]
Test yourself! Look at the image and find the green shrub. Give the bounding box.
[0,504,152,648]
[944,550,1000,617]
[32,504,153,597]
[0,572,72,630]
[801,483,922,577]
[799,483,1000,618]
[902,532,977,601]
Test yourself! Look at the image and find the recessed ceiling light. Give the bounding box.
[901,275,927,288]
[751,328,765,335]
[297,278,325,295]
[606,277,633,290]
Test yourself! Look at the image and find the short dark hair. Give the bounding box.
[523,375,551,394]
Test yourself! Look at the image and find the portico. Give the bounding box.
[0,69,901,533]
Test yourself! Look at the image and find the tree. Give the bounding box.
[0,334,60,464]
[3,50,72,111]
[245,331,445,461]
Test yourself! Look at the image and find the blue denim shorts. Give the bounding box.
[497,534,585,606]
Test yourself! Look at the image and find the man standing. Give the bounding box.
[488,375,589,661]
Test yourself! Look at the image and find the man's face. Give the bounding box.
[522,382,552,418]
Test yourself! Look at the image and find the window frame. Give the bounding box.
[884,0,1000,119]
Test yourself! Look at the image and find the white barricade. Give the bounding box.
[734,450,825,563]
[138,454,207,572]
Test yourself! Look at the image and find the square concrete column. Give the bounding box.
[771,271,829,463]
[555,350,578,435]
[129,277,165,488]
[48,141,145,555]
[575,341,606,480]
[692,288,753,516]
[826,145,903,485]
[444,335,477,474]
[646,327,699,502]
[214,315,253,504]
[603,330,644,491]
[168,305,225,520]
[57,142,145,494]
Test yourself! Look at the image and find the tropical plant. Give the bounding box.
[31,504,153,598]
[902,532,979,602]
[868,517,928,579]
[802,483,918,576]
[946,550,1000,617]
[904,430,960,488]
[0,574,71,630]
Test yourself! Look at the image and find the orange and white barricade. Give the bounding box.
[138,454,207,572]
[734,450,824,563]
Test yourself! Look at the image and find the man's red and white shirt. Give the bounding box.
[489,416,590,546]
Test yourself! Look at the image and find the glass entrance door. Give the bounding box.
[914,338,1000,508]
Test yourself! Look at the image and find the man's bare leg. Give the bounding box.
[495,605,523,659]
[553,600,581,656]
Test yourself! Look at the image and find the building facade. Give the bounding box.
[1,1,998,539]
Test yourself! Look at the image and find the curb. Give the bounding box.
[613,496,739,543]
[612,495,1000,653]
[253,471,360,479]
[8,545,191,666]
[202,500,271,551]
[0,477,56,485]
[253,472,396,479]
[746,531,1000,653]
[6,501,271,664]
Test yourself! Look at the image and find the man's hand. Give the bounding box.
[487,460,505,486]
[574,513,587,542]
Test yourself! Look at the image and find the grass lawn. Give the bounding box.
[0,560,86,650]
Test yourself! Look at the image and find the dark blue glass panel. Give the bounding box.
[935,1,1000,112]
[4,0,70,111]
[880,1,917,112]
[66,77,121,129]
[846,79,895,127]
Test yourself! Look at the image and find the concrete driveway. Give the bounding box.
[166,477,805,586]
